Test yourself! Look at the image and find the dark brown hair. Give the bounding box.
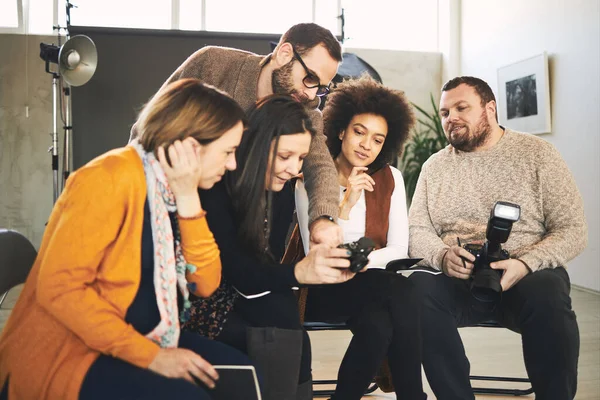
[324,75,415,171]
[442,76,498,121]
[137,79,246,153]
[276,23,342,62]
[226,95,315,261]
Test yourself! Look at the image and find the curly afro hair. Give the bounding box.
[323,75,415,171]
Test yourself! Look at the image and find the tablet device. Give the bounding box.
[385,258,423,272]
[209,365,262,400]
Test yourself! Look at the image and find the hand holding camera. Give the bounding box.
[338,237,376,273]
[442,245,476,279]
[294,245,354,285]
[490,258,530,291]
[455,201,522,303]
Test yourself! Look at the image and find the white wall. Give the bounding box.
[460,0,600,291]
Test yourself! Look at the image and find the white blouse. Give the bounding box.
[295,166,409,269]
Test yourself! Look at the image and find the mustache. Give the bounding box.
[448,123,466,132]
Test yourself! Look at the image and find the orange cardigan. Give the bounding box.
[0,147,221,400]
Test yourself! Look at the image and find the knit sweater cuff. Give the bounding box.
[434,247,449,271]
[309,205,340,226]
[516,254,540,272]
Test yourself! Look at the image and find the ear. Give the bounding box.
[274,42,294,67]
[486,100,498,121]
[339,130,345,140]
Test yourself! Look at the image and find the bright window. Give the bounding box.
[314,0,340,37]
[28,0,53,34]
[0,0,19,28]
[342,0,439,52]
[68,0,172,30]
[18,0,440,53]
[179,0,204,31]
[204,0,313,34]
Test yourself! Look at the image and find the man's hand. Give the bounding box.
[491,258,530,291]
[294,244,354,284]
[442,246,476,279]
[309,218,343,248]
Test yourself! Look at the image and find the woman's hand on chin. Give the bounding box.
[339,166,375,219]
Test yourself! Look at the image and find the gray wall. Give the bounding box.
[1,34,57,248]
[68,27,279,168]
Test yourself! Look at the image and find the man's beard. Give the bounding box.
[447,110,491,152]
[271,62,313,106]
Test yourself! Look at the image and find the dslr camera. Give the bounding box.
[462,201,521,303]
[338,237,375,272]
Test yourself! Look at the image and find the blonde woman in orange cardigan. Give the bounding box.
[0,79,252,400]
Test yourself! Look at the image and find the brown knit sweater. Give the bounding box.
[130,46,339,224]
[408,128,587,272]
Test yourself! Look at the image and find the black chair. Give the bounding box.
[303,320,380,397]
[398,264,533,397]
[468,320,533,396]
[0,229,37,308]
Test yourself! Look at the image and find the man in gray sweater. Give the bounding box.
[409,76,587,400]
[130,23,343,246]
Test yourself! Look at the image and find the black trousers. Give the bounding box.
[78,332,252,400]
[305,270,426,400]
[217,290,312,384]
[409,267,579,400]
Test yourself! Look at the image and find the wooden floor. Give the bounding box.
[1,286,599,399]
[309,287,600,399]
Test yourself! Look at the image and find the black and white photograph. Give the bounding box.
[506,74,538,119]
[497,52,552,134]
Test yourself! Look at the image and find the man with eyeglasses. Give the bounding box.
[130,22,343,249]
[129,22,344,400]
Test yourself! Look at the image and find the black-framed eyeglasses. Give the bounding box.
[292,47,331,97]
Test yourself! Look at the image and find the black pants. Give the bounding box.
[78,332,252,400]
[305,270,426,400]
[409,267,579,400]
[217,290,312,384]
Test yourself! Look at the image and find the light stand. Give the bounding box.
[39,26,97,203]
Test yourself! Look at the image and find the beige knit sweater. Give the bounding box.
[130,46,339,224]
[408,128,587,272]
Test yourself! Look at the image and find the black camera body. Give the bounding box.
[462,201,521,303]
[338,237,375,272]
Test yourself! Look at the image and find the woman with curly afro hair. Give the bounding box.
[293,76,426,399]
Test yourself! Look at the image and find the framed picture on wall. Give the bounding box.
[497,52,551,134]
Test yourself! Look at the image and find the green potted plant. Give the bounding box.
[400,93,448,204]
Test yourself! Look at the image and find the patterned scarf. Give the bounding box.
[132,140,194,348]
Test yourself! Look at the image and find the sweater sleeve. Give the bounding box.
[302,110,340,225]
[129,47,212,142]
[201,184,299,294]
[512,144,588,271]
[368,167,409,268]
[408,160,449,270]
[36,163,160,369]
[179,214,222,297]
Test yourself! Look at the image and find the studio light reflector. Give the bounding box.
[39,35,98,87]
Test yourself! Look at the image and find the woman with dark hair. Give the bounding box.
[184,95,355,400]
[0,79,254,400]
[294,76,427,399]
